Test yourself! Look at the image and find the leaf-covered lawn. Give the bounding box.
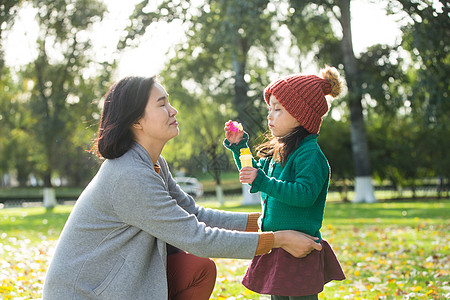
[1,200,449,299]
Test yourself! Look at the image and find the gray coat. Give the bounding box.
[43,143,259,299]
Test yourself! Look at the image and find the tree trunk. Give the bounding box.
[231,38,261,137]
[339,0,376,203]
[213,166,224,205]
[17,167,29,187]
[43,166,57,209]
[0,48,4,74]
[43,171,52,188]
[208,143,224,205]
[232,56,250,125]
[437,176,443,199]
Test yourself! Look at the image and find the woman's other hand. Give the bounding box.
[224,120,244,144]
[273,231,322,258]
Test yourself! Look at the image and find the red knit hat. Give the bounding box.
[264,66,342,134]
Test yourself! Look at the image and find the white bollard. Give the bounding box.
[241,184,260,205]
[353,176,377,203]
[43,187,58,209]
[216,185,224,206]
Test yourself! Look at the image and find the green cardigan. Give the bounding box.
[224,134,330,239]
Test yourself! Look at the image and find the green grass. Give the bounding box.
[1,200,449,299]
[0,175,445,201]
[0,187,83,199]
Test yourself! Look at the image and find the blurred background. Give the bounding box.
[0,0,448,207]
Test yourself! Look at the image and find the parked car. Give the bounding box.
[173,177,204,198]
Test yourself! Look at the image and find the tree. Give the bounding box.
[53,66,114,187]
[120,0,277,202]
[368,113,428,198]
[0,0,23,73]
[0,67,36,187]
[8,0,113,207]
[118,0,449,203]
[120,0,277,134]
[285,0,383,202]
[393,0,450,197]
[319,115,353,201]
[1,2,37,187]
[349,0,450,198]
[160,72,233,204]
[24,0,107,185]
[390,0,449,122]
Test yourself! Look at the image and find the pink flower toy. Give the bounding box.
[229,121,243,132]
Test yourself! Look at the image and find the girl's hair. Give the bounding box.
[256,125,311,166]
[92,76,157,159]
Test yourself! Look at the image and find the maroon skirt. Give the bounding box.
[242,239,345,296]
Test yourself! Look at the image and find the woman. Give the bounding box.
[42,76,322,300]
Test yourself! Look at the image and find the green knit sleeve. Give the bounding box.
[223,133,258,170]
[250,150,329,208]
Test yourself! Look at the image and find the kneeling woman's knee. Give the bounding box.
[202,258,217,279]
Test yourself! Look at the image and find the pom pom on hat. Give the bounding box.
[264,65,342,134]
[320,66,342,97]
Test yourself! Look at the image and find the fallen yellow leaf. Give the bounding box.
[412,286,422,292]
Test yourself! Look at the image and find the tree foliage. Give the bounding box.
[0,0,448,197]
[120,0,279,183]
[0,0,24,72]
[0,68,35,186]
[22,0,111,187]
[0,0,114,187]
[389,0,449,124]
[394,0,450,191]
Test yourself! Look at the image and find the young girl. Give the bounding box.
[224,66,346,299]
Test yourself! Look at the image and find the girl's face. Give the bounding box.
[133,83,179,145]
[267,95,300,137]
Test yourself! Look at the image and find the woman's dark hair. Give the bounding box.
[256,125,310,167]
[93,76,157,159]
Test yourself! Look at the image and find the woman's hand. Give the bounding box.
[224,120,244,144]
[273,231,322,258]
[239,167,258,184]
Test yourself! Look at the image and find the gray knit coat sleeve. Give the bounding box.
[112,146,259,258]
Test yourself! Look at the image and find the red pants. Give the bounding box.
[167,251,217,300]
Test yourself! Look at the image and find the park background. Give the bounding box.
[0,0,449,299]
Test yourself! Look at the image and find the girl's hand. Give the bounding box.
[224,120,244,144]
[273,231,322,258]
[239,167,258,184]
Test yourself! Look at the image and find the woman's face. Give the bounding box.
[267,95,300,137]
[134,82,179,145]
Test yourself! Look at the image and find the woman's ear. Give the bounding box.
[132,120,142,130]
